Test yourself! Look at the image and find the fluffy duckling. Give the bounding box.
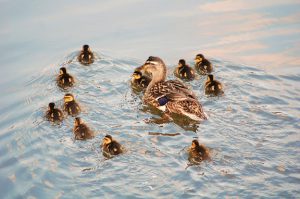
[46,102,63,122]
[78,44,94,65]
[57,67,75,88]
[63,93,81,116]
[174,59,195,80]
[194,54,213,75]
[102,135,123,157]
[205,74,224,96]
[188,139,210,164]
[73,117,94,140]
[131,70,151,90]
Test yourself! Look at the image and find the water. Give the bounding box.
[1,1,300,198]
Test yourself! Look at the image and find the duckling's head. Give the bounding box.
[83,44,90,51]
[64,93,75,103]
[178,59,186,67]
[207,74,214,82]
[132,70,142,80]
[74,117,82,126]
[60,67,67,75]
[195,54,204,63]
[48,102,55,110]
[103,135,113,145]
[137,56,166,79]
[191,139,200,149]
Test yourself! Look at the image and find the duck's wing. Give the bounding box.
[165,80,197,99]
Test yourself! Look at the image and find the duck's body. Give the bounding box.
[46,102,63,122]
[102,135,123,157]
[174,59,195,80]
[131,70,151,90]
[194,54,213,75]
[205,75,224,96]
[188,140,210,164]
[73,117,94,140]
[137,56,207,121]
[78,44,94,65]
[63,94,81,116]
[57,67,74,88]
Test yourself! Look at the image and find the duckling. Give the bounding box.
[46,102,63,122]
[205,74,224,96]
[102,135,123,157]
[131,70,151,90]
[174,59,195,80]
[63,93,81,116]
[73,117,94,140]
[57,67,75,88]
[188,139,210,164]
[194,54,213,75]
[78,44,94,65]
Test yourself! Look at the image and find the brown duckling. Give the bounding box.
[57,67,75,88]
[188,139,210,164]
[73,117,94,140]
[46,102,64,122]
[174,59,195,80]
[194,54,213,75]
[131,70,151,90]
[78,44,94,65]
[102,135,123,157]
[205,74,224,96]
[63,93,81,116]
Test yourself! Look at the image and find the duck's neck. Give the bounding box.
[145,66,166,93]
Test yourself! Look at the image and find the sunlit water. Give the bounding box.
[1,0,300,198]
[1,52,299,198]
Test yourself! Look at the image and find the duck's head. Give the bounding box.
[137,56,166,79]
[74,117,82,126]
[48,102,55,110]
[195,54,204,64]
[60,67,67,75]
[207,74,214,82]
[83,44,90,52]
[178,59,186,67]
[64,93,75,103]
[191,139,200,149]
[132,70,142,80]
[103,135,113,145]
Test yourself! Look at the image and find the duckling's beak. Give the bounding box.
[132,72,141,79]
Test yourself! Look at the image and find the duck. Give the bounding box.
[136,56,207,121]
[63,93,81,116]
[57,67,75,88]
[174,59,195,80]
[46,102,64,122]
[205,74,224,96]
[73,117,94,140]
[131,70,151,90]
[188,139,210,164]
[102,135,123,157]
[194,54,213,75]
[78,44,94,65]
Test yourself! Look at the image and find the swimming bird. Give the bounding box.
[188,139,210,164]
[63,93,81,116]
[205,74,224,96]
[131,70,151,90]
[57,67,75,89]
[102,135,123,157]
[78,44,94,65]
[194,54,213,75]
[73,117,94,140]
[46,102,63,122]
[174,59,195,80]
[136,56,207,121]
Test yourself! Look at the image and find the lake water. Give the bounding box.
[0,1,300,198]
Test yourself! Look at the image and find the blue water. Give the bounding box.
[0,1,300,198]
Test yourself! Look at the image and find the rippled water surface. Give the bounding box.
[1,1,300,198]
